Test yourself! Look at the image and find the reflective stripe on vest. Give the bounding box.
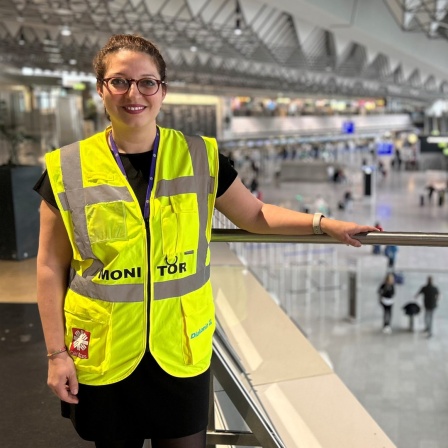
[58,134,213,302]
[153,135,213,300]
[58,142,142,302]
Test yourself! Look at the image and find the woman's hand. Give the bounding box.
[37,201,77,403]
[216,177,380,246]
[320,218,379,248]
[47,353,79,404]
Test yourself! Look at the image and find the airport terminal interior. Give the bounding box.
[1,1,448,447]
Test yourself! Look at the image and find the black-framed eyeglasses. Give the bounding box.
[100,77,167,96]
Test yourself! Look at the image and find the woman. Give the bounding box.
[35,34,378,448]
[378,273,396,333]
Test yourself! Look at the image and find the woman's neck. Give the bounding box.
[109,125,157,154]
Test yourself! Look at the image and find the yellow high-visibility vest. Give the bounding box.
[45,126,219,385]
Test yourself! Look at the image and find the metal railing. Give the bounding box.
[206,229,448,447]
[208,330,285,448]
[211,229,448,247]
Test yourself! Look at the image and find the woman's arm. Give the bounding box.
[36,200,79,403]
[215,177,378,247]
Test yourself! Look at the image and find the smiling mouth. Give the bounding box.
[123,106,146,112]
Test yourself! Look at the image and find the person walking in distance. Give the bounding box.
[384,244,398,270]
[415,276,440,338]
[378,273,396,334]
[34,34,378,448]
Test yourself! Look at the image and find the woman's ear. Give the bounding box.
[96,83,103,99]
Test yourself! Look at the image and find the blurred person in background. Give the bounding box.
[415,276,440,338]
[378,273,396,334]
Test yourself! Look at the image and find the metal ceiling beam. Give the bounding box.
[0,0,446,102]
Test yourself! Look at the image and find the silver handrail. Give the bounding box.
[211,229,448,247]
[207,228,448,446]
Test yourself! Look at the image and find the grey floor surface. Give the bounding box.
[258,163,448,448]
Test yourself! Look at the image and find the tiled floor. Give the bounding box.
[1,159,448,447]
[0,302,92,447]
[258,164,448,448]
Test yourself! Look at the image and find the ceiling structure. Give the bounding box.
[384,0,448,39]
[0,0,447,103]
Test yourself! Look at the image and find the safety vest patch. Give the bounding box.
[69,328,90,359]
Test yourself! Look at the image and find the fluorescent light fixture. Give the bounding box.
[234,18,242,35]
[60,26,71,36]
[427,137,448,143]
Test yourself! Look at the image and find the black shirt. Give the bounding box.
[418,284,439,309]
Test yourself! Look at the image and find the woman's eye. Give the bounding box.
[140,79,157,87]
[111,78,127,86]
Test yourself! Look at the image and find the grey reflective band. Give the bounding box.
[59,142,133,263]
[156,176,215,197]
[58,191,70,211]
[82,258,105,279]
[70,274,144,302]
[156,177,199,196]
[58,134,215,303]
[60,142,94,259]
[58,185,133,212]
[154,265,210,299]
[152,135,213,300]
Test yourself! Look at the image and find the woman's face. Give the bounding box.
[97,50,166,131]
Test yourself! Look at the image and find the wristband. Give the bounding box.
[312,213,325,234]
[47,346,67,358]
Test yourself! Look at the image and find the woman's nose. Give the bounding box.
[127,80,141,96]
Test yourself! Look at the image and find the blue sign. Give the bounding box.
[376,141,394,156]
[342,120,355,134]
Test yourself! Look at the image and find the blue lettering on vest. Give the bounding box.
[190,319,213,339]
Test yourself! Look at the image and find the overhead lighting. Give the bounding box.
[234,1,242,35]
[190,45,198,52]
[60,26,71,36]
[69,59,77,65]
[18,31,26,46]
[234,19,242,35]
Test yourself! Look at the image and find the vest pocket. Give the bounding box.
[85,201,127,243]
[161,195,199,256]
[180,293,215,365]
[64,299,111,374]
